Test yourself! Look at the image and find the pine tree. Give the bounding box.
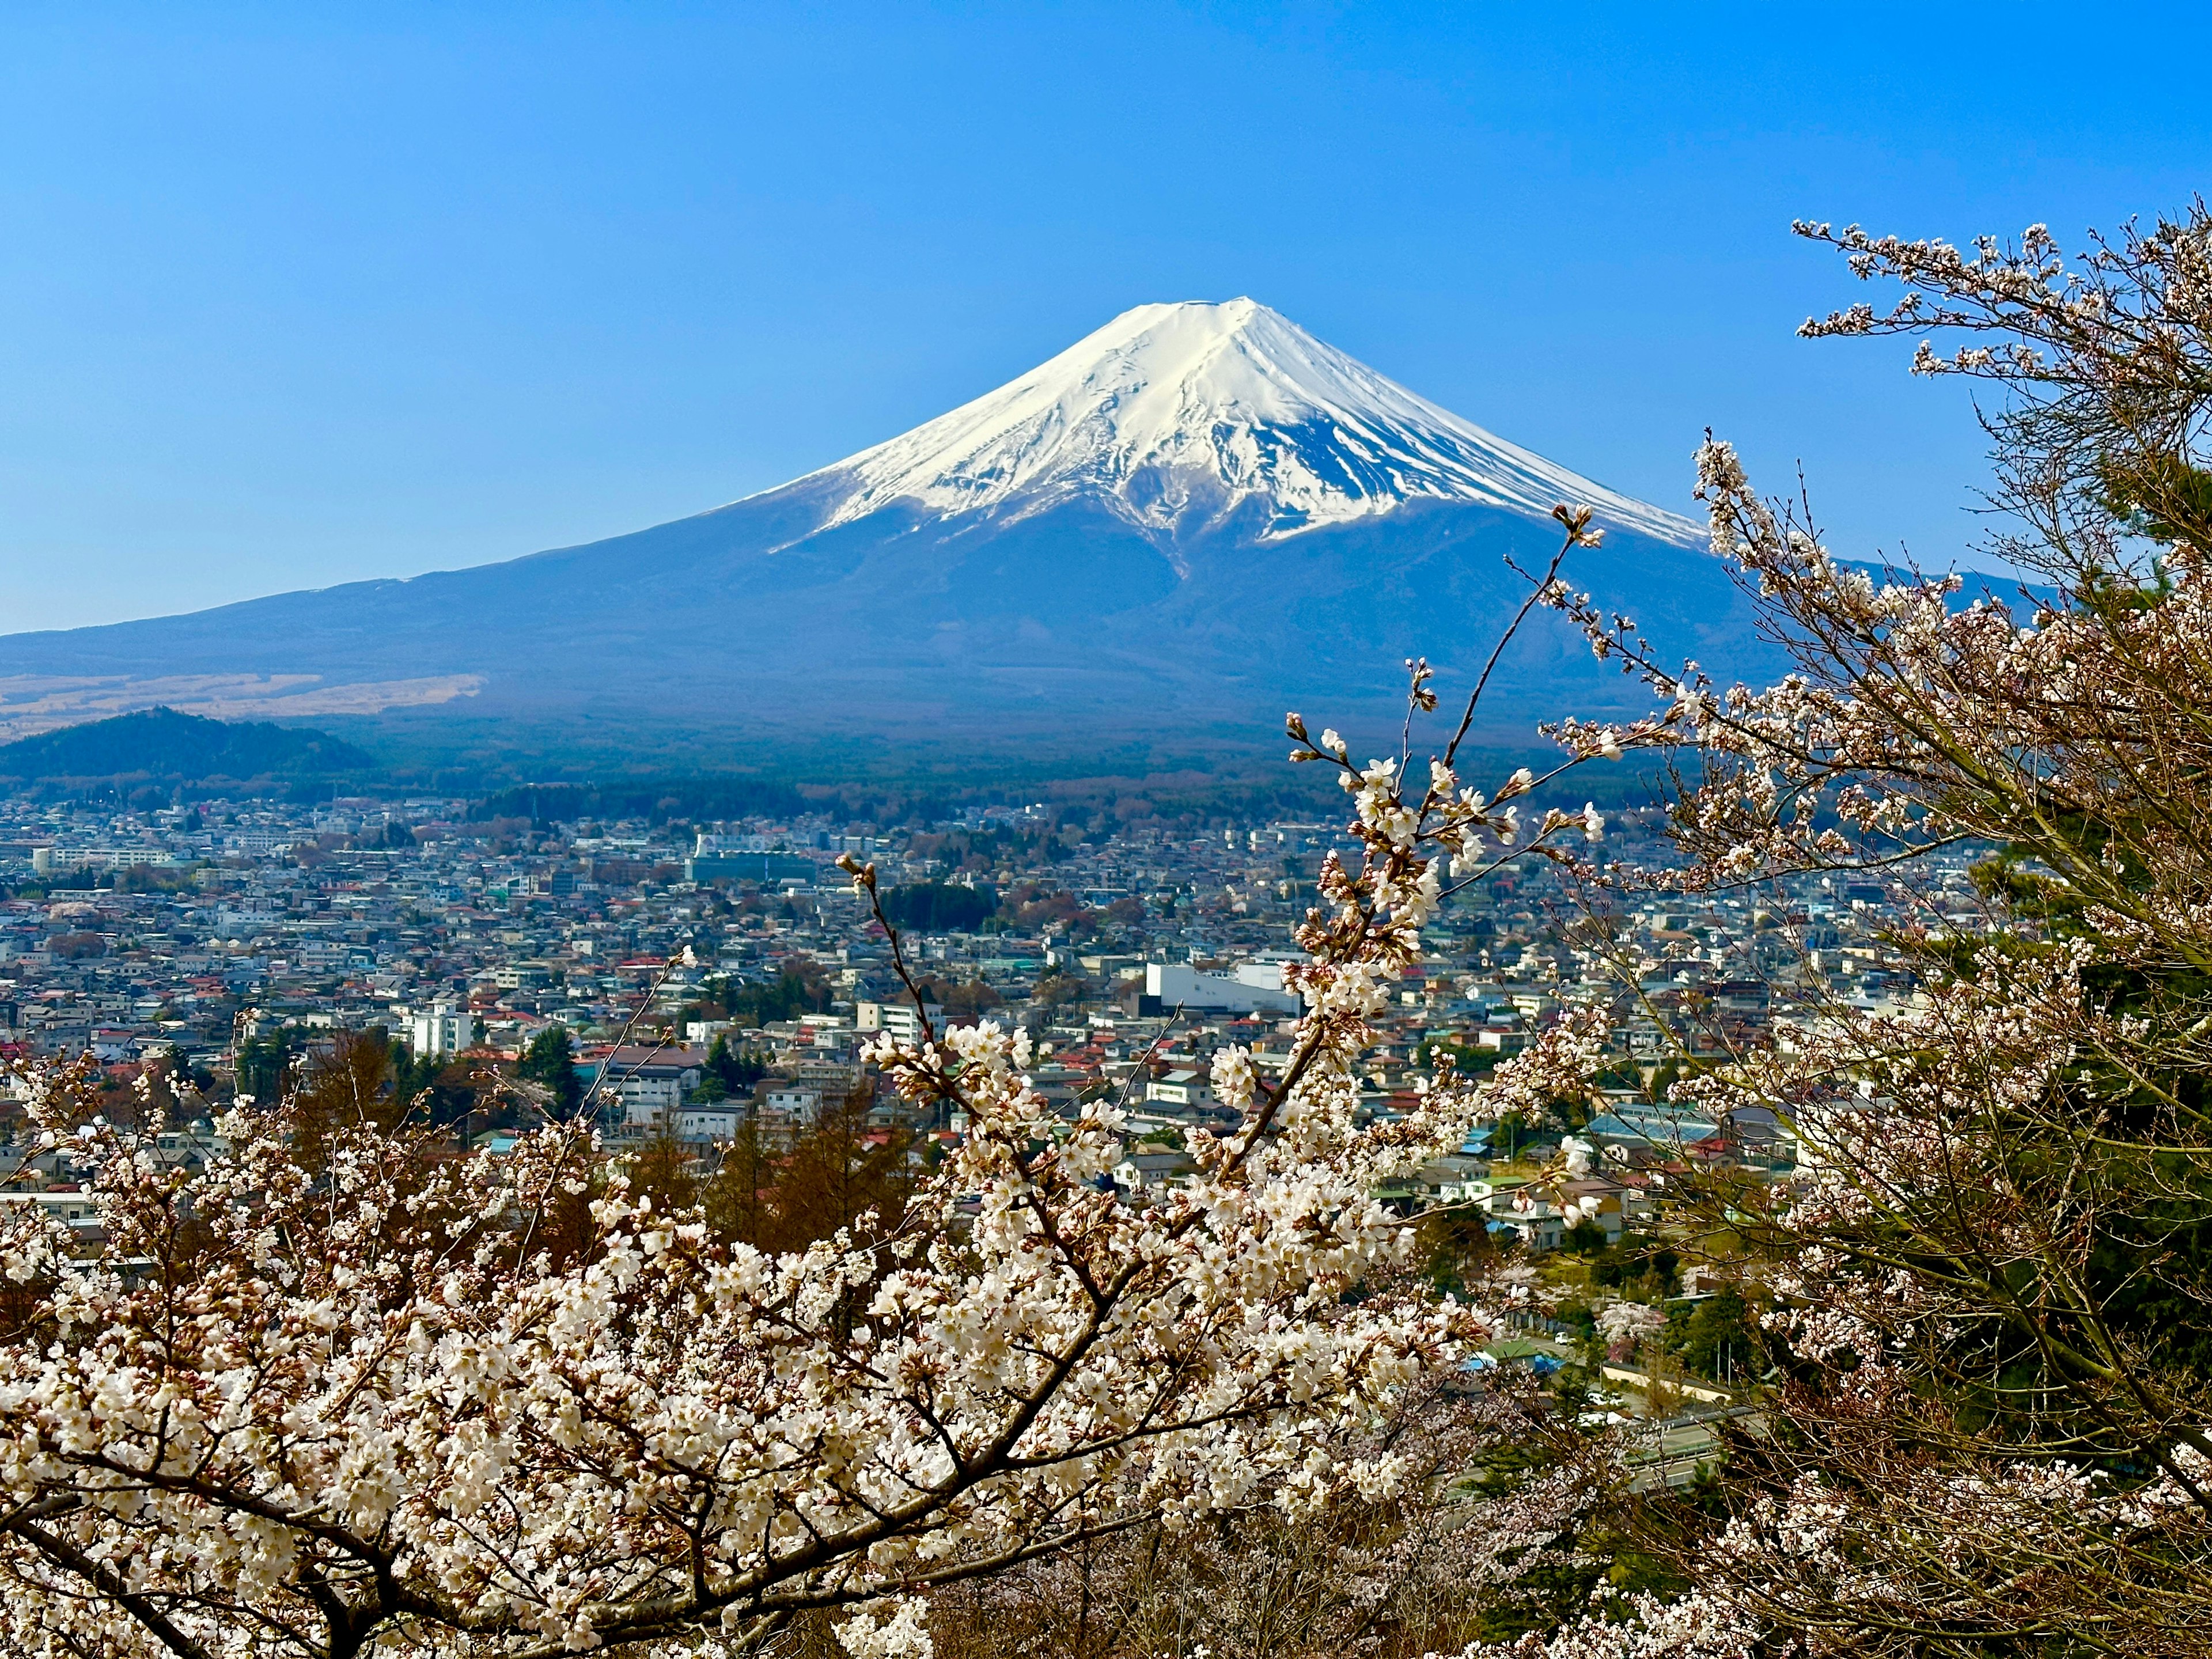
[517,1024,583,1116]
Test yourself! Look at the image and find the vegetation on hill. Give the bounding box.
[0,707,375,797]
[680,967,835,1032]
[877,881,998,932]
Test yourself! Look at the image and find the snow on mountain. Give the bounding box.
[0,297,1741,753]
[801,298,1701,548]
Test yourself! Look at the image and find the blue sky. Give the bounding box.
[4,2,2206,631]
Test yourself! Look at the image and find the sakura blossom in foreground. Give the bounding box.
[0,523,1622,1658]
[18,204,2212,1658]
[1464,207,2212,1659]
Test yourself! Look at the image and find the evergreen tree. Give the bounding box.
[705,1033,768,1096]
[517,1024,584,1117]
[234,1028,298,1103]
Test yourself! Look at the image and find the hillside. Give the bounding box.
[0,708,376,786]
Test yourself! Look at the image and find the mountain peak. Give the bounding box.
[0,298,1737,753]
[803,299,1699,546]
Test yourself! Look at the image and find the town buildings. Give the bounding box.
[0,787,1979,1244]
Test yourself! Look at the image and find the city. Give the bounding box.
[0,6,2195,1653]
[0,785,1972,1241]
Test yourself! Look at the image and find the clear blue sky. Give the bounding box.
[4,2,2205,631]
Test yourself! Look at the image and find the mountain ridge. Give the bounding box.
[0,300,1750,755]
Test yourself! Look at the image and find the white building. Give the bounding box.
[1482,1184,1567,1253]
[1144,1067,1214,1110]
[764,1086,823,1126]
[616,1073,685,1130]
[584,1048,707,1137]
[90,848,183,870]
[1113,1149,1196,1195]
[409,1001,473,1059]
[1143,963,1300,1017]
[0,1191,103,1245]
[855,1001,943,1043]
[673,1105,743,1143]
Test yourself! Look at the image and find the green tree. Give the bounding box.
[390,1046,479,1127]
[234,1028,298,1102]
[698,968,833,1029]
[702,1033,767,1098]
[878,882,996,931]
[517,1024,584,1117]
[1673,1287,1755,1383]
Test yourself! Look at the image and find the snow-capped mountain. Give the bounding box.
[808,300,1697,547]
[0,301,1752,759]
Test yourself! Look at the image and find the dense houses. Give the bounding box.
[0,789,1984,1236]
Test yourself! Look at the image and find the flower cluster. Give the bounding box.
[0,532,1664,1657]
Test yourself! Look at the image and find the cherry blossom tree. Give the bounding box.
[23,200,2212,1659]
[0,543,1623,1658]
[927,1370,1599,1659]
[1461,205,2212,1659]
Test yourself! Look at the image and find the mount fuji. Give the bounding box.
[808,298,1692,548]
[0,300,1766,762]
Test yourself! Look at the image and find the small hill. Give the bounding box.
[0,707,376,786]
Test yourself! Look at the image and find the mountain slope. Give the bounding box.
[0,301,1751,756]
[0,708,374,784]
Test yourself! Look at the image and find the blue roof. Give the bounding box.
[1584,1108,1718,1146]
